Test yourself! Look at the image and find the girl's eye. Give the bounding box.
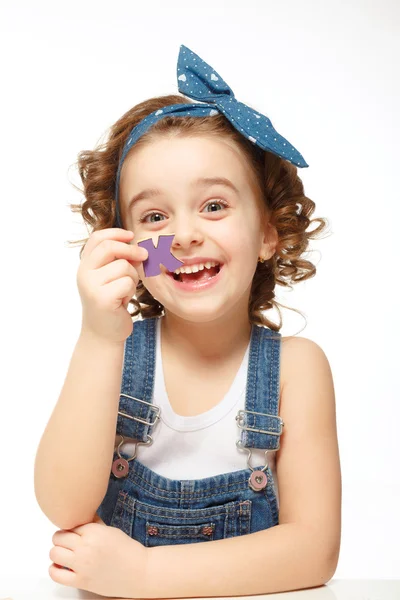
[204,200,228,214]
[138,199,229,224]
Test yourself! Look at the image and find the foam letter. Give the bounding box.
[137,234,184,277]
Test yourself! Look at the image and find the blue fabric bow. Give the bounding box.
[114,44,308,229]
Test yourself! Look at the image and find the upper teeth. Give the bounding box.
[173,261,220,275]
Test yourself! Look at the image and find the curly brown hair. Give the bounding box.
[67,94,330,332]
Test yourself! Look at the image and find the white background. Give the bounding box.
[0,0,398,583]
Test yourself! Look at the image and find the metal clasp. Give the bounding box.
[235,409,284,436]
[116,433,153,462]
[236,439,271,473]
[118,393,161,429]
[235,409,284,457]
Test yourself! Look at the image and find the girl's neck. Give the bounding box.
[161,309,252,362]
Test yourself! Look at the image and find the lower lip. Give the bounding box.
[166,265,224,292]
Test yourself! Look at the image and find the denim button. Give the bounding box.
[249,470,268,491]
[202,526,213,536]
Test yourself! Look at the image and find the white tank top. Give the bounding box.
[120,318,279,502]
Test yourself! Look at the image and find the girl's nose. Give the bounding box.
[170,217,205,249]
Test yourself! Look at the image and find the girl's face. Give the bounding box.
[119,135,275,324]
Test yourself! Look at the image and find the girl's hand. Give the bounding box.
[77,227,149,344]
[48,512,149,598]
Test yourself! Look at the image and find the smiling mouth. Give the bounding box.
[168,264,221,283]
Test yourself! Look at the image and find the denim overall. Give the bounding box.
[96,316,284,547]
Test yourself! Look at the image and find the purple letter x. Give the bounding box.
[137,234,184,277]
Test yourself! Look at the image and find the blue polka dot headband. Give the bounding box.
[114,44,309,229]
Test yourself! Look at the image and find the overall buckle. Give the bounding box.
[118,393,161,430]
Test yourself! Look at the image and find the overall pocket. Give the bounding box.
[142,497,252,547]
[110,490,252,547]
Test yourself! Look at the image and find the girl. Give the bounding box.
[35,45,341,598]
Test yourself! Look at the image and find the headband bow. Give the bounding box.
[114,44,308,229]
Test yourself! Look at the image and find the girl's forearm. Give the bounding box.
[34,329,125,530]
[141,523,337,599]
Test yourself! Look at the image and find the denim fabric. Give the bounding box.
[97,316,284,547]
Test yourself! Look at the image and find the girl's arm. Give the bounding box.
[139,337,341,598]
[34,329,125,530]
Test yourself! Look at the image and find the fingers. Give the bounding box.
[84,234,148,272]
[82,228,133,261]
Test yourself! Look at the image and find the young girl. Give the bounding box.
[35,45,341,598]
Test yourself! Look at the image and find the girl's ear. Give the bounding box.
[260,221,278,260]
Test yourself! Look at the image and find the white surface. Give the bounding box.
[1,578,400,599]
[0,0,399,582]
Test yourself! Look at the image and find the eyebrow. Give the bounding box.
[126,176,240,211]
